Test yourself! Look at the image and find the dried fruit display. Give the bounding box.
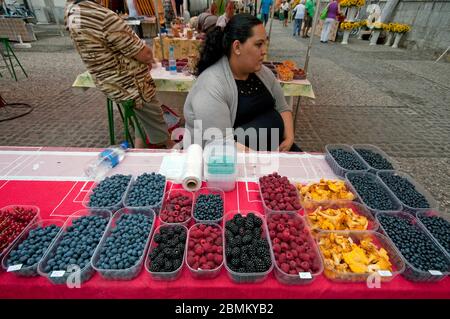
[298,179,355,203]
[306,207,369,231]
[318,233,393,275]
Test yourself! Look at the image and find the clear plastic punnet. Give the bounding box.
[185,222,223,279]
[193,187,225,224]
[203,139,237,192]
[352,144,398,172]
[144,224,188,281]
[303,200,379,232]
[377,170,438,214]
[223,210,273,284]
[123,174,167,213]
[325,144,369,177]
[266,212,323,285]
[416,210,450,259]
[258,177,301,214]
[376,211,450,282]
[297,178,358,210]
[345,171,403,214]
[1,219,64,277]
[37,209,112,285]
[0,205,40,259]
[82,175,132,213]
[316,230,405,282]
[159,188,194,227]
[91,207,156,280]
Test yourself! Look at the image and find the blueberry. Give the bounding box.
[329,149,366,171]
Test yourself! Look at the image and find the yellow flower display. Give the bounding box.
[339,21,362,30]
[340,0,365,8]
[390,23,411,33]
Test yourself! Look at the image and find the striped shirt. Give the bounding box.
[65,1,156,105]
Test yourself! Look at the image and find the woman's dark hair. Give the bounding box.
[196,14,263,76]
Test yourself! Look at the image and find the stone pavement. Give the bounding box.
[0,22,449,210]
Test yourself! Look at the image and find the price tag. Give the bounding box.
[7,264,23,272]
[299,272,312,279]
[50,270,66,278]
[378,270,392,277]
[429,270,443,276]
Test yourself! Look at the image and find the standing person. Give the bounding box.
[281,0,290,27]
[302,0,315,38]
[320,0,340,43]
[65,0,173,149]
[259,0,273,26]
[216,1,235,29]
[292,0,305,36]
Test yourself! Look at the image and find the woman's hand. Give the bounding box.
[278,136,294,152]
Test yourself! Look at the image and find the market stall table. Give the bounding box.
[0,146,449,299]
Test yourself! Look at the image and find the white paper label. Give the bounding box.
[299,272,312,279]
[378,270,392,277]
[7,264,23,272]
[429,270,443,276]
[50,270,66,277]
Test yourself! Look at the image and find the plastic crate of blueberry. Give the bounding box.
[145,224,187,281]
[193,188,225,223]
[91,208,155,280]
[377,171,438,213]
[416,210,450,259]
[346,171,402,213]
[376,212,450,282]
[83,174,132,211]
[352,144,396,171]
[325,144,369,177]
[2,219,63,277]
[124,173,166,211]
[37,209,112,285]
[223,211,273,283]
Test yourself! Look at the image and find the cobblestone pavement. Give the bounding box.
[0,22,449,210]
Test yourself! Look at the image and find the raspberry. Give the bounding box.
[273,243,281,253]
[214,254,223,265]
[300,261,310,271]
[206,253,215,261]
[194,246,203,255]
[280,263,290,273]
[299,253,310,261]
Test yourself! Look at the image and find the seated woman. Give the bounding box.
[183,13,300,151]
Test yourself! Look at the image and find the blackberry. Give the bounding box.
[231,258,240,267]
[233,214,245,226]
[240,253,250,264]
[252,228,262,239]
[231,247,241,257]
[254,216,263,228]
[225,221,239,235]
[233,235,242,247]
[255,258,268,272]
[238,267,246,273]
[246,261,256,272]
[257,246,269,257]
[225,246,232,257]
[239,227,246,236]
[149,262,162,272]
[164,260,173,271]
[245,217,255,230]
[242,234,253,244]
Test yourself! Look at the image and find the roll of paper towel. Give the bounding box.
[182,144,203,192]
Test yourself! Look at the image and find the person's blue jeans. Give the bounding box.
[263,13,269,25]
[293,18,303,36]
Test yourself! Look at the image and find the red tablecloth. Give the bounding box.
[0,180,449,299]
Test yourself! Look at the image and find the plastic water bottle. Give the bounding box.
[169,46,177,75]
[85,141,129,181]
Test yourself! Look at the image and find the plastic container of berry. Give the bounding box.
[345,171,403,214]
[415,210,450,259]
[159,188,194,227]
[37,209,112,285]
[303,200,379,233]
[91,207,156,280]
[1,218,64,277]
[316,230,405,282]
[376,170,438,214]
[223,210,274,284]
[258,176,302,214]
[266,212,323,285]
[325,144,369,178]
[82,174,133,213]
[193,187,225,224]
[185,222,224,279]
[0,205,40,259]
[123,174,167,213]
[145,224,188,281]
[351,144,398,172]
[376,211,450,282]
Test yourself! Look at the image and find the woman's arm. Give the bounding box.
[279,111,295,152]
